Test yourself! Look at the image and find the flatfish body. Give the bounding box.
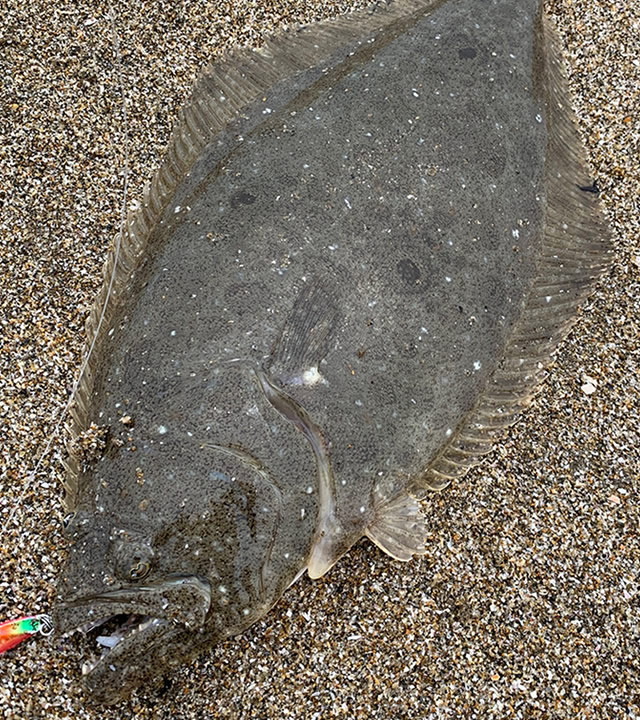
[54,0,609,704]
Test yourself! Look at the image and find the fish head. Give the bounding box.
[54,503,215,704]
[54,437,292,704]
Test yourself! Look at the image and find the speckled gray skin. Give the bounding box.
[53,0,608,706]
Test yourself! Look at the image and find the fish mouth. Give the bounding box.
[54,575,211,702]
[77,612,171,677]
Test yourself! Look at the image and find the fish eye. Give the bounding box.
[62,512,76,529]
[129,560,151,580]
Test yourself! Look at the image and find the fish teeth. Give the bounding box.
[83,616,166,674]
[138,617,161,632]
[77,616,114,634]
[81,658,99,676]
[92,616,160,652]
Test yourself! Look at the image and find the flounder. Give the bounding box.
[54,0,610,704]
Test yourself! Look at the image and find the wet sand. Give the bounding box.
[1,0,638,717]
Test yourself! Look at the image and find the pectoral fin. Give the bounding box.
[269,279,340,385]
[365,492,427,561]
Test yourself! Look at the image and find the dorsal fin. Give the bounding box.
[64,0,444,511]
[411,9,612,494]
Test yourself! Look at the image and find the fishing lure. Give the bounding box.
[0,614,54,654]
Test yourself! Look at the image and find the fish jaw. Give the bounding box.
[54,575,212,704]
[55,574,212,633]
[82,617,181,705]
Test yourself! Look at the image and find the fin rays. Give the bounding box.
[365,492,427,561]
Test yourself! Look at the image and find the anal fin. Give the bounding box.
[365,492,427,561]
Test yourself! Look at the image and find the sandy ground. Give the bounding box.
[1,0,638,718]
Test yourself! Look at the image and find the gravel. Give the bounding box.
[1,0,638,718]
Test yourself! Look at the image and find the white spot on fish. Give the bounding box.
[446,428,452,437]
[301,508,305,519]
[246,404,261,419]
[360,506,366,513]
[218,585,227,594]
[512,229,520,239]
[344,198,352,209]
[302,366,325,386]
[473,360,482,371]
[157,425,168,435]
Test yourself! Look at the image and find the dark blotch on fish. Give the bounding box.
[458,46,477,59]
[397,258,422,284]
[230,190,257,208]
